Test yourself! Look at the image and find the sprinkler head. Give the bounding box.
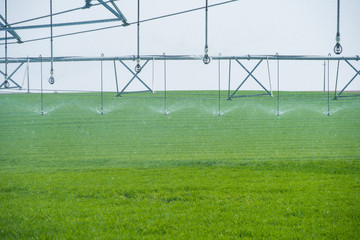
[327,112,331,116]
[135,62,141,73]
[334,43,342,55]
[41,111,44,116]
[48,76,55,84]
[203,54,211,64]
[4,80,10,88]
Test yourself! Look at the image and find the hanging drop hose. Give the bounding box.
[334,0,342,55]
[4,0,9,88]
[49,0,55,84]
[135,0,141,73]
[203,0,211,64]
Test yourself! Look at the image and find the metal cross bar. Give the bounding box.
[0,15,23,43]
[116,59,152,96]
[0,62,24,88]
[235,59,272,96]
[97,0,128,24]
[0,72,21,88]
[228,59,265,99]
[110,0,128,25]
[335,59,360,99]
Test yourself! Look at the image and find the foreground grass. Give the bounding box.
[0,91,359,239]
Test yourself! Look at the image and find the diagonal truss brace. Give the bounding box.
[228,58,272,100]
[116,59,152,96]
[97,0,128,25]
[0,62,24,89]
[334,59,360,99]
[0,14,23,43]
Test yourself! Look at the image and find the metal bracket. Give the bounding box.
[97,0,128,25]
[0,14,23,43]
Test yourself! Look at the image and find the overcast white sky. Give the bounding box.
[1,0,360,92]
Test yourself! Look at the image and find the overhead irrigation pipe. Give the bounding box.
[49,0,55,84]
[135,0,141,73]
[334,0,342,55]
[203,0,211,64]
[2,55,360,64]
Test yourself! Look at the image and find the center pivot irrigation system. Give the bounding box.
[1,0,359,115]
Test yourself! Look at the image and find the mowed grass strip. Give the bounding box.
[0,91,359,239]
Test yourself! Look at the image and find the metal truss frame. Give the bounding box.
[1,0,129,90]
[1,55,359,98]
[334,58,360,99]
[227,58,272,100]
[0,62,24,89]
[116,59,153,96]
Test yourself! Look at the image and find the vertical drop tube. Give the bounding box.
[40,55,44,116]
[327,54,331,116]
[218,53,221,116]
[135,0,141,72]
[276,53,280,116]
[49,0,55,84]
[334,0,342,54]
[227,59,232,100]
[203,0,210,64]
[101,53,104,115]
[163,53,167,115]
[4,0,9,88]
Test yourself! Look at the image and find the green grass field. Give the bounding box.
[0,91,359,239]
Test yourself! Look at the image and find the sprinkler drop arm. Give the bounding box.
[334,0,342,55]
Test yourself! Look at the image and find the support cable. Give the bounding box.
[49,0,55,84]
[203,0,211,64]
[135,0,141,73]
[1,0,238,46]
[334,0,342,55]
